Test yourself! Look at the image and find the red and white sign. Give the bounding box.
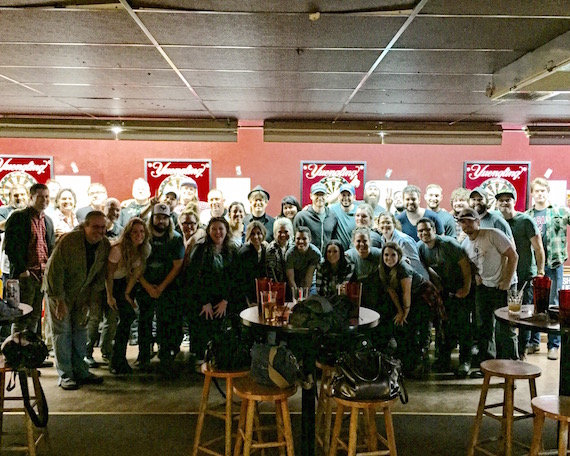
[300,162,366,207]
[145,159,211,201]
[0,156,53,206]
[463,161,530,212]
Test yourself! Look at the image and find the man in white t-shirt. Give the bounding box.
[458,208,519,377]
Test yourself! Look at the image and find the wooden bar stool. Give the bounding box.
[192,363,250,456]
[329,395,399,456]
[467,359,542,456]
[0,358,50,456]
[529,395,570,456]
[315,360,336,455]
[232,376,296,456]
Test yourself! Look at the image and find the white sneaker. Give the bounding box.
[547,348,559,360]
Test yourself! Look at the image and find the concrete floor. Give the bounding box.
[33,340,559,416]
[2,339,561,455]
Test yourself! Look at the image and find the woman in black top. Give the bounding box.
[237,221,268,305]
[187,217,237,361]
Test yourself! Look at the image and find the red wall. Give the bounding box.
[0,128,568,215]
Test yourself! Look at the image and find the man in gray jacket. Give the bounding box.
[44,211,110,390]
[294,182,338,254]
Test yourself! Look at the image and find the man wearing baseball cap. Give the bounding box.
[137,203,184,377]
[294,181,338,254]
[174,178,208,214]
[244,185,274,242]
[457,208,519,376]
[496,186,545,359]
[328,183,357,250]
[469,186,513,239]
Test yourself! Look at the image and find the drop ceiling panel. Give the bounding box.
[397,17,570,50]
[0,67,183,86]
[20,84,194,99]
[54,97,205,111]
[179,71,365,89]
[0,9,150,44]
[372,50,523,74]
[424,0,570,16]
[364,74,491,91]
[351,90,490,105]
[138,12,406,48]
[165,47,381,72]
[196,88,352,103]
[0,44,167,69]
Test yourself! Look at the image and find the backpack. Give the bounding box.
[205,314,251,370]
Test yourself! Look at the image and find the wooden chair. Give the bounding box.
[315,360,336,455]
[329,395,399,456]
[529,395,570,456]
[0,357,50,456]
[192,363,249,456]
[232,376,296,456]
[467,359,542,456]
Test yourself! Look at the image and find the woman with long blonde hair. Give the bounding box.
[106,217,151,374]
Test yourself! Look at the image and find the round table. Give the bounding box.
[240,305,380,456]
[495,305,569,396]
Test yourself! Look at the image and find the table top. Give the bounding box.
[240,305,379,334]
[494,305,560,335]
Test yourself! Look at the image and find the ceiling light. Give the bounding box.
[0,118,238,142]
[264,121,502,145]
[525,126,570,145]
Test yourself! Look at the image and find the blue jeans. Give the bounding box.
[530,265,562,349]
[47,297,90,383]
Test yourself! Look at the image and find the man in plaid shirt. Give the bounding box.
[526,177,570,360]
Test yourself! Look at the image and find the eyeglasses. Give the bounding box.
[181,221,197,226]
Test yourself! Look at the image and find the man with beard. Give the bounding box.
[199,189,226,225]
[396,185,443,241]
[294,182,338,254]
[496,186,545,359]
[137,203,184,376]
[76,182,108,224]
[5,183,55,336]
[328,183,357,250]
[417,218,472,377]
[424,184,456,237]
[244,185,274,242]
[457,208,519,377]
[44,211,110,389]
[469,187,513,239]
[363,181,386,217]
[525,177,569,360]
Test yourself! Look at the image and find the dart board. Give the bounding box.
[479,178,517,210]
[0,172,37,206]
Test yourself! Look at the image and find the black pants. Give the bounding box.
[111,278,136,369]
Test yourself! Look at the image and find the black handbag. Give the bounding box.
[250,342,302,389]
[330,340,408,404]
[205,314,251,371]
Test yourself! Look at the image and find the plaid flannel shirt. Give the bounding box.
[526,204,570,268]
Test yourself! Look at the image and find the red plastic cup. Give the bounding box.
[345,282,362,320]
[533,276,552,314]
[270,282,286,307]
[559,290,570,326]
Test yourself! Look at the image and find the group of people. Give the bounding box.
[0,174,568,388]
